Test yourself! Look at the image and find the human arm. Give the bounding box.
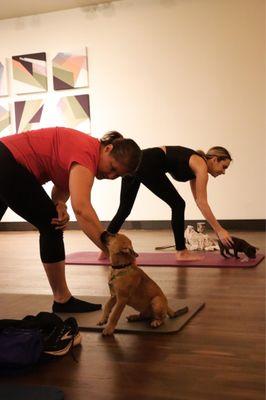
[51,185,70,205]
[189,156,232,246]
[69,163,107,252]
[51,185,70,230]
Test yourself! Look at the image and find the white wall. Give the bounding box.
[0,0,265,222]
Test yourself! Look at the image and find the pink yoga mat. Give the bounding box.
[65,251,264,268]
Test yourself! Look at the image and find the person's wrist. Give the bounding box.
[215,229,223,238]
[55,200,67,208]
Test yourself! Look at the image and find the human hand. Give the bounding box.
[216,228,233,248]
[98,250,109,260]
[51,201,70,230]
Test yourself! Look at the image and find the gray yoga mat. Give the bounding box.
[0,294,205,334]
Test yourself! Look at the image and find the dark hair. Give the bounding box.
[100,131,123,145]
[197,146,232,162]
[100,131,141,173]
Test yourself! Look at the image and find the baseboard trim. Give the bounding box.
[0,220,265,231]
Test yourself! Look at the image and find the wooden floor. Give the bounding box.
[0,229,265,400]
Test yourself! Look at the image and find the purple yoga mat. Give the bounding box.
[65,251,264,268]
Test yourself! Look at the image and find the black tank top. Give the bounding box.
[136,146,202,182]
[165,146,201,182]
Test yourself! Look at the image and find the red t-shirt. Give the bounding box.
[0,127,100,192]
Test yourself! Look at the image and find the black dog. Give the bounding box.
[218,236,257,259]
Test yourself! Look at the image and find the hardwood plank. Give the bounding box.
[0,229,264,400]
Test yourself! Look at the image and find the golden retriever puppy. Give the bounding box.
[97,231,188,336]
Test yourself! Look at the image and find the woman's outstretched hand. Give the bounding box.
[98,251,109,260]
[216,228,233,248]
[51,201,70,230]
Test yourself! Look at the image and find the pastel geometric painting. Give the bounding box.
[0,60,8,97]
[12,52,47,94]
[14,99,44,132]
[53,52,88,90]
[0,103,11,137]
[56,94,90,132]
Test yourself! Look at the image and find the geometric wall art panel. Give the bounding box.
[0,103,11,137]
[0,60,8,97]
[52,51,88,90]
[14,99,44,132]
[56,94,90,132]
[12,52,47,94]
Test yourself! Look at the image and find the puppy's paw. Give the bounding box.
[97,318,108,326]
[102,326,115,336]
[97,315,108,326]
[150,319,163,328]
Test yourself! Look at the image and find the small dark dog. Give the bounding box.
[218,236,258,259]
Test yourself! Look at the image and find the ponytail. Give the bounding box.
[196,149,207,159]
[197,146,232,162]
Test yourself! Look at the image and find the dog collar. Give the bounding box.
[111,262,132,270]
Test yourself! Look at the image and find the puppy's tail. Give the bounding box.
[168,306,189,319]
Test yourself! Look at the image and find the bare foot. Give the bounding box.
[176,249,204,261]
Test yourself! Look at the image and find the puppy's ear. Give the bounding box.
[119,248,138,258]
[100,231,115,245]
[130,249,139,258]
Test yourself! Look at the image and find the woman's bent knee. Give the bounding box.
[39,228,65,263]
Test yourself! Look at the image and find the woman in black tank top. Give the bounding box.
[103,145,232,261]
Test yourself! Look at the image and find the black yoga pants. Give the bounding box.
[108,148,186,250]
[0,142,65,263]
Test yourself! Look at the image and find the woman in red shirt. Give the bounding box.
[0,127,141,313]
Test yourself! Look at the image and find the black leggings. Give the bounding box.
[0,142,65,263]
[108,148,186,250]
